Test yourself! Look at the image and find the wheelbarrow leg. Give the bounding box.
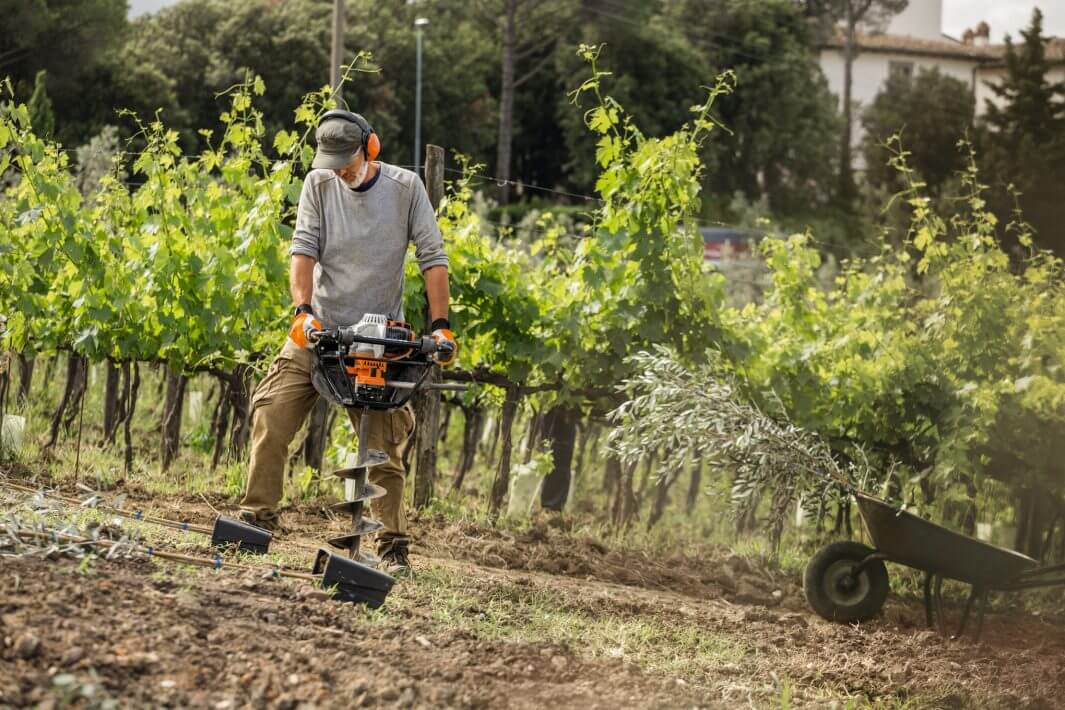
[974,589,990,643]
[933,575,946,636]
[923,572,934,629]
[951,586,979,641]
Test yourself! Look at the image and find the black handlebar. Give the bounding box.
[310,328,450,356]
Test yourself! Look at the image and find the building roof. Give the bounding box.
[982,38,1065,68]
[822,32,1065,67]
[821,31,1000,62]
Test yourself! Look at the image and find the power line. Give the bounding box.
[442,167,606,203]
[438,168,767,234]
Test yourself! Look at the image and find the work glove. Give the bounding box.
[289,305,322,349]
[430,319,457,366]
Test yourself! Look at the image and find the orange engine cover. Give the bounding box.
[345,357,388,387]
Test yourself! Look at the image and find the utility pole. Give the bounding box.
[496,0,517,205]
[414,17,429,172]
[331,0,346,104]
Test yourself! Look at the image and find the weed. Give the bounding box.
[51,671,118,710]
[220,462,245,499]
[76,554,96,576]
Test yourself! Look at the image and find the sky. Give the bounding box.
[127,0,172,16]
[128,0,1065,41]
[943,1,1065,41]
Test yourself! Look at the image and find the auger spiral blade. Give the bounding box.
[327,519,386,550]
[330,484,387,511]
[331,451,389,481]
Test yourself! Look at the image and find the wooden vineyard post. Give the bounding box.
[413,145,446,509]
[424,146,445,207]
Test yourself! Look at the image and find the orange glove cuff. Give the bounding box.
[432,328,457,366]
[289,313,321,348]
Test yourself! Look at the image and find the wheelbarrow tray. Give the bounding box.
[855,493,1037,588]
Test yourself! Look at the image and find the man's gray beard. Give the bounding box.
[343,159,370,189]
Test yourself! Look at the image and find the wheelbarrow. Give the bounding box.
[804,492,1065,640]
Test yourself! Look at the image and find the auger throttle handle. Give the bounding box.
[308,327,441,354]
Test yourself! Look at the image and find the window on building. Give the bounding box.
[889,61,915,81]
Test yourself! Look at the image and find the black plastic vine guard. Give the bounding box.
[313,548,395,607]
[210,516,272,554]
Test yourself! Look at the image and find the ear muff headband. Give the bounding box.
[319,109,380,161]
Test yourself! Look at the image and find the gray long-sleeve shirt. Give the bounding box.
[289,164,448,328]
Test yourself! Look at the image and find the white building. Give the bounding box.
[885,0,945,40]
[817,0,1064,167]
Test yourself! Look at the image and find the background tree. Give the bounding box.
[663,0,841,217]
[27,70,54,139]
[116,0,332,151]
[861,67,974,194]
[344,0,499,171]
[485,0,575,204]
[815,0,909,204]
[0,0,127,146]
[559,0,840,221]
[977,8,1065,256]
[74,125,124,196]
[557,1,706,193]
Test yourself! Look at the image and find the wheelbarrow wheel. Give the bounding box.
[804,541,889,623]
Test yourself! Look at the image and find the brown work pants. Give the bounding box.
[239,339,415,546]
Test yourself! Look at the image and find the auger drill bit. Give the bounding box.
[328,409,389,565]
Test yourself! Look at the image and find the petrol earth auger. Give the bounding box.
[306,313,461,608]
[0,314,458,607]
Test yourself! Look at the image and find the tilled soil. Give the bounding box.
[2,477,1065,708]
[0,556,706,709]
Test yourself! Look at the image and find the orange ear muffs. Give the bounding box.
[366,131,380,161]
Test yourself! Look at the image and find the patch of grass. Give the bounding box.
[420,493,510,531]
[396,564,745,681]
[732,535,810,579]
[390,565,947,707]
[835,692,968,709]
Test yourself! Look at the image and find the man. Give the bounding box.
[239,110,455,577]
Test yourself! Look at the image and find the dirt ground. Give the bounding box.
[2,474,1065,709]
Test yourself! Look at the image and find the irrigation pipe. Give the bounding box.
[7,528,320,583]
[0,476,361,559]
[0,478,215,535]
